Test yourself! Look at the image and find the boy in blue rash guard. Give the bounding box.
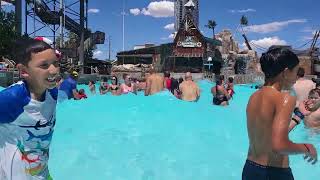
[0,38,59,180]
[59,70,80,100]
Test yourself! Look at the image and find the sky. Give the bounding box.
[1,0,320,60]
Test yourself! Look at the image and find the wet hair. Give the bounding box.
[308,88,320,99]
[89,80,95,85]
[216,78,223,86]
[14,38,53,66]
[164,71,170,78]
[178,77,184,84]
[79,89,85,94]
[297,67,305,78]
[228,77,234,83]
[170,78,179,94]
[220,75,225,81]
[260,47,299,79]
[111,76,118,85]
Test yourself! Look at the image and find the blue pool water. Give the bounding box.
[1,82,319,179]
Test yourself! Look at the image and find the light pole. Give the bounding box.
[204,56,213,70]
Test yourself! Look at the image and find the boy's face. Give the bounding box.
[19,49,60,92]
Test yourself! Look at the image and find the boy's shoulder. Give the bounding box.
[0,81,31,123]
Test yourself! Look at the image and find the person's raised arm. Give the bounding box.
[272,94,317,164]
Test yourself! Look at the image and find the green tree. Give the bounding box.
[0,10,19,59]
[205,20,217,39]
[64,32,79,49]
[239,15,252,50]
[240,15,248,26]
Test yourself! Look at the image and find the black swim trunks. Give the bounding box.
[213,96,228,105]
[242,160,294,180]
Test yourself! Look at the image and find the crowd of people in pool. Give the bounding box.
[57,69,236,106]
[1,38,320,180]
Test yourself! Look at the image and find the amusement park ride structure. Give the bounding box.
[1,0,105,73]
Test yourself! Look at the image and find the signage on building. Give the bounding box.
[177,36,202,48]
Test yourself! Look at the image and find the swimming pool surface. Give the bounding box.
[1,81,319,179]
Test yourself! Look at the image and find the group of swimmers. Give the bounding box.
[57,69,236,107]
[0,38,319,180]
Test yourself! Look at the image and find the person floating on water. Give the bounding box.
[179,72,200,102]
[243,47,318,180]
[59,70,80,100]
[0,38,59,180]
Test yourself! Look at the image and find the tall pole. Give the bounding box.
[109,36,111,60]
[53,0,56,48]
[33,0,36,37]
[15,0,22,35]
[24,0,27,35]
[79,0,85,73]
[59,0,64,48]
[122,0,125,51]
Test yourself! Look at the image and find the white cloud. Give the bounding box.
[243,19,307,33]
[164,23,174,30]
[93,50,103,58]
[242,36,287,50]
[168,33,176,39]
[133,1,174,18]
[130,8,141,16]
[229,8,256,13]
[301,27,316,33]
[161,32,176,40]
[88,9,100,13]
[1,1,12,6]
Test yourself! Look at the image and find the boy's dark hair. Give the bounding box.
[79,89,85,94]
[228,77,234,83]
[216,78,223,86]
[178,77,184,84]
[14,38,53,66]
[260,47,299,79]
[297,67,305,78]
[89,80,95,84]
[170,78,179,94]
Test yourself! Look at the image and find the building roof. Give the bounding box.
[184,0,195,7]
[117,43,173,55]
[204,37,222,46]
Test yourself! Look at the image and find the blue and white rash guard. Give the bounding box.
[0,81,57,180]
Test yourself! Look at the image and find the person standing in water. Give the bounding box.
[144,68,164,96]
[243,47,317,180]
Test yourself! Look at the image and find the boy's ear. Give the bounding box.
[16,64,29,78]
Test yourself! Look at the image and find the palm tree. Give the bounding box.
[239,15,252,50]
[240,15,248,26]
[205,20,217,39]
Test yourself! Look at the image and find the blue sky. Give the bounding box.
[1,0,319,60]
